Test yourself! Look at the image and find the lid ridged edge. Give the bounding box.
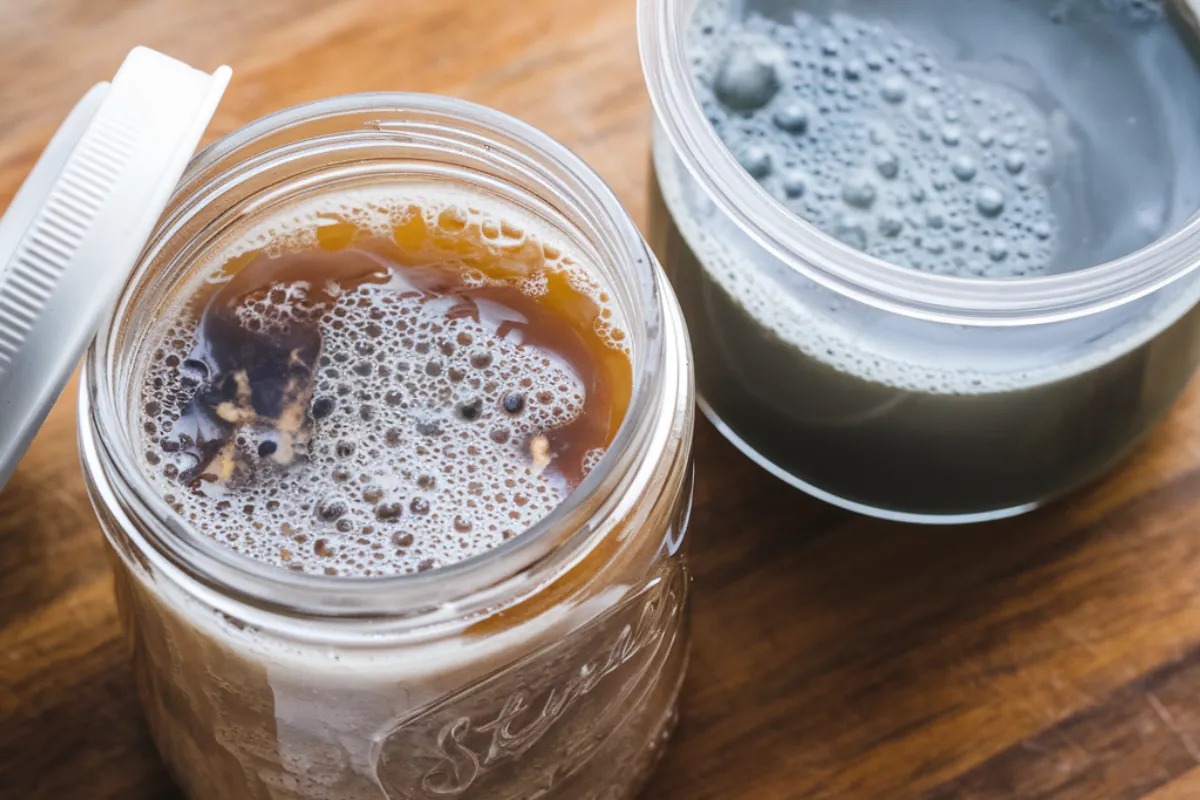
[0,47,231,489]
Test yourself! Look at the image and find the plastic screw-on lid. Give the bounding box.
[0,47,230,490]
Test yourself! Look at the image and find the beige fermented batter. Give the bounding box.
[100,182,693,799]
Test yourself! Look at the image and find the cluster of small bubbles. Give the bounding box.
[688,1,1061,277]
[199,187,627,349]
[138,190,622,577]
[580,448,607,478]
[237,284,327,348]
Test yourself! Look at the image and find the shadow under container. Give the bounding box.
[78,94,695,800]
[640,0,1200,524]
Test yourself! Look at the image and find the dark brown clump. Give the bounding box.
[170,249,389,487]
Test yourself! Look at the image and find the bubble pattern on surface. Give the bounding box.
[655,122,1200,397]
[689,2,1062,277]
[138,188,624,577]
[192,185,629,357]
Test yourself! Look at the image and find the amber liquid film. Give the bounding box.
[139,194,633,576]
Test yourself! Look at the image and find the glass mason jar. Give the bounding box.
[640,0,1200,523]
[78,94,694,800]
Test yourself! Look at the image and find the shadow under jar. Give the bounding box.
[641,0,1200,522]
[79,94,694,800]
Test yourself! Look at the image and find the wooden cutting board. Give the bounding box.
[3,1,1200,798]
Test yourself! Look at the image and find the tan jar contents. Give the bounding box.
[82,96,694,800]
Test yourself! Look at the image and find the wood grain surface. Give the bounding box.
[4,1,1200,798]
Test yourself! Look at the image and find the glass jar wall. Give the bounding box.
[80,94,695,799]
[641,0,1200,522]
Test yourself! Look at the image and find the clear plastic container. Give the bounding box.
[641,0,1200,523]
[79,94,694,799]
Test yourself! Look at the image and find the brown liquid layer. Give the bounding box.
[139,203,632,575]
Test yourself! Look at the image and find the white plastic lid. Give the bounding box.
[0,47,230,490]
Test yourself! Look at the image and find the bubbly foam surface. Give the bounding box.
[656,122,1200,396]
[688,0,1200,276]
[660,0,1200,395]
[137,184,631,577]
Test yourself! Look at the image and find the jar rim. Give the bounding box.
[82,92,674,621]
[638,0,1200,326]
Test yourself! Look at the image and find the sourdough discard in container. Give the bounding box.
[642,0,1200,522]
[79,94,694,799]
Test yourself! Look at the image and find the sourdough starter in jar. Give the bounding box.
[687,0,1200,276]
[648,0,1200,519]
[101,169,692,799]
